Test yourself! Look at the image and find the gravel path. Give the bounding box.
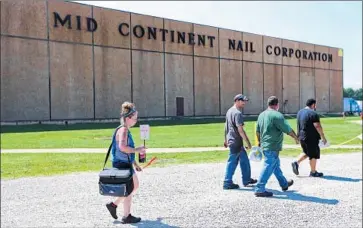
[1,153,362,228]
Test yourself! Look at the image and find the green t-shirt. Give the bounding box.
[256,109,292,152]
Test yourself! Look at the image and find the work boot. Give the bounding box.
[223,182,239,190]
[255,191,273,197]
[244,178,258,187]
[282,179,294,191]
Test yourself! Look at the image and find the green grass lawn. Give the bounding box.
[1,148,360,180]
[1,116,361,149]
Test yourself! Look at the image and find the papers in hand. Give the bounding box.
[249,146,263,162]
[319,140,330,148]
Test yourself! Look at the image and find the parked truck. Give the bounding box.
[343,98,362,116]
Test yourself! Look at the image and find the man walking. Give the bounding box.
[254,96,299,197]
[292,99,327,177]
[223,94,257,189]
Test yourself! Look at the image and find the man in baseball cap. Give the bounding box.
[223,94,257,190]
[233,94,249,102]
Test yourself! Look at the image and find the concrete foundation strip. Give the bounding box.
[0,143,361,154]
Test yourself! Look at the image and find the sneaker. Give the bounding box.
[244,178,258,187]
[291,162,299,175]
[255,191,273,197]
[282,179,294,191]
[223,182,239,190]
[121,214,141,224]
[310,171,324,177]
[106,202,118,219]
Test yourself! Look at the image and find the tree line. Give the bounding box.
[343,88,363,100]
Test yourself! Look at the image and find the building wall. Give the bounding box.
[0,0,344,122]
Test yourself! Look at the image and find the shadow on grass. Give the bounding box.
[113,217,179,228]
[235,188,339,205]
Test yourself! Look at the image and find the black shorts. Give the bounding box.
[300,140,320,159]
[112,161,135,195]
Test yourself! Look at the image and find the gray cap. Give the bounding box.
[234,94,249,102]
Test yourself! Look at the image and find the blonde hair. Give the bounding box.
[120,102,136,124]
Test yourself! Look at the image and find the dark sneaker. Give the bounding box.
[121,214,141,224]
[244,178,258,187]
[292,162,299,175]
[255,191,273,197]
[310,171,324,177]
[106,202,118,219]
[282,179,294,191]
[223,182,239,190]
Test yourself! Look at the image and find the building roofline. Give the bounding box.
[67,0,343,50]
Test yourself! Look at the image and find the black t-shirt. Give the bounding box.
[296,108,321,141]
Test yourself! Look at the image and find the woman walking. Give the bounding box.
[106,102,146,224]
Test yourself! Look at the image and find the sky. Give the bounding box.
[76,1,362,89]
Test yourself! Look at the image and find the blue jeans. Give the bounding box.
[255,150,288,193]
[224,146,251,186]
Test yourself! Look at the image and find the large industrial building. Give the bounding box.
[0,0,344,122]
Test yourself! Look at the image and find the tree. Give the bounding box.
[343,87,363,100]
[343,87,355,98]
[354,88,362,100]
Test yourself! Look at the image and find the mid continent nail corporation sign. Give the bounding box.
[53,12,333,62]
